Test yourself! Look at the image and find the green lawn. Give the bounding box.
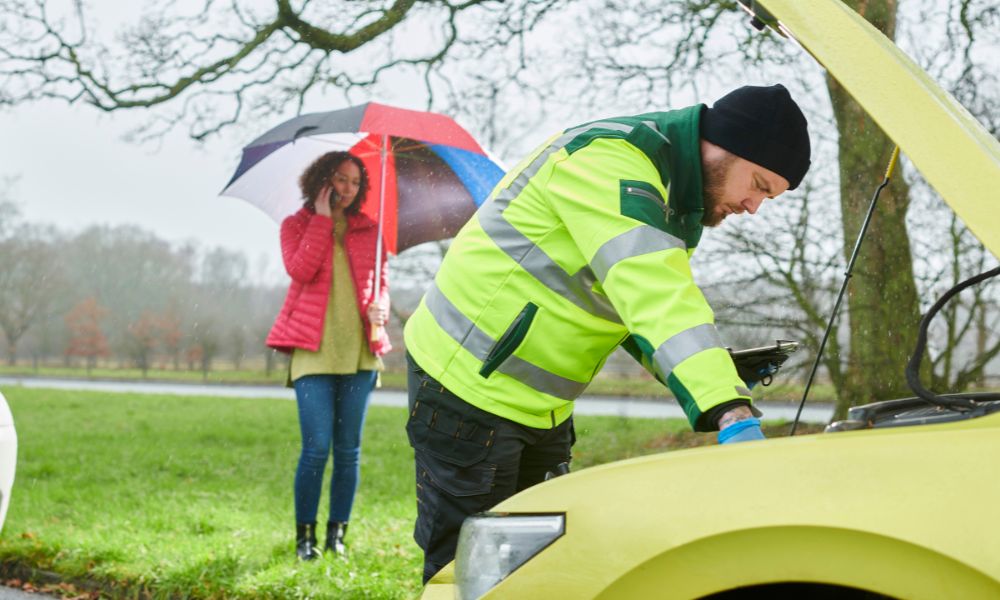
[2,387,777,599]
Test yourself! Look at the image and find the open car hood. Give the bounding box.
[758,0,1000,259]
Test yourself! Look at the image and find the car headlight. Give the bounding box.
[455,512,565,599]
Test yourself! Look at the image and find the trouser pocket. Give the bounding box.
[407,385,497,494]
[407,382,499,552]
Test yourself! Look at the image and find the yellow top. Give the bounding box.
[291,218,383,381]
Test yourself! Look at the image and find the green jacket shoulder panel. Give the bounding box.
[563,106,707,249]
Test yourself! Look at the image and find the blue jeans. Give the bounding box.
[293,372,377,524]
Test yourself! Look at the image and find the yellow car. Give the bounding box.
[422,1,1000,599]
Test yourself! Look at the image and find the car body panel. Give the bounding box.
[759,0,1000,260]
[428,414,1000,598]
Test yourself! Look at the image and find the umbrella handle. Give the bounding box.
[371,134,389,347]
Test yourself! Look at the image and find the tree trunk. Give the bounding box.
[825,0,920,420]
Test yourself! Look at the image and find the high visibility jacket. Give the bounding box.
[404,105,752,431]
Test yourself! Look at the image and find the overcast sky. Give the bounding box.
[0,96,294,282]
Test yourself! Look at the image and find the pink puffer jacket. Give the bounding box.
[266,207,391,357]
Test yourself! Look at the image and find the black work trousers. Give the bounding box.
[406,353,574,584]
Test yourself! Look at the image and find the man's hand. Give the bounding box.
[717,406,765,444]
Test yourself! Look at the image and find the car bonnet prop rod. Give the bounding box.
[790,146,900,436]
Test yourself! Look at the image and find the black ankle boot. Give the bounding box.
[296,522,321,561]
[325,520,348,556]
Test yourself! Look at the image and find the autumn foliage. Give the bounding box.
[64,297,110,372]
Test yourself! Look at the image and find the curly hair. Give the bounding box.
[299,151,370,216]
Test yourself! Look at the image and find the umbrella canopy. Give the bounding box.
[220,102,505,254]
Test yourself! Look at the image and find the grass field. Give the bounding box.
[0,386,817,599]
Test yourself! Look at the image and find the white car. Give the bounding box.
[0,390,17,531]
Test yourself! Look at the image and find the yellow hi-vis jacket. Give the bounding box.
[404,105,753,431]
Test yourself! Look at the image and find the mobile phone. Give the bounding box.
[728,339,799,360]
[728,340,800,386]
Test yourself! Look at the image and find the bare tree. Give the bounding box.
[191,319,221,379]
[387,240,449,325]
[157,304,185,370]
[0,0,565,141]
[229,325,247,370]
[0,223,65,365]
[0,176,22,238]
[905,174,1000,393]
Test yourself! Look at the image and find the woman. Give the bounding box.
[267,151,391,561]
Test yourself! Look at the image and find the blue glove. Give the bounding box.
[718,417,766,444]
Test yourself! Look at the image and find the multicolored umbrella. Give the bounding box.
[220,102,505,255]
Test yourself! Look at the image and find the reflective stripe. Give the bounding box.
[498,355,588,400]
[424,284,588,400]
[425,284,494,359]
[590,225,686,283]
[477,208,620,321]
[641,120,670,143]
[652,323,725,381]
[475,120,642,324]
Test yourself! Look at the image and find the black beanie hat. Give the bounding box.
[700,84,811,190]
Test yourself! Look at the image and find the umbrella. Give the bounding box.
[220,102,506,256]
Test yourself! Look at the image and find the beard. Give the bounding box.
[700,152,736,227]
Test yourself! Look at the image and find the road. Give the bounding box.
[0,376,834,423]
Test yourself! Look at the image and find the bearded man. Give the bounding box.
[403,84,812,583]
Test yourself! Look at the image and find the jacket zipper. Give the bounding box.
[625,186,671,216]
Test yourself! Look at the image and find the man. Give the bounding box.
[403,84,811,583]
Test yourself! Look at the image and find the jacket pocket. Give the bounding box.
[479,302,539,378]
[620,179,670,233]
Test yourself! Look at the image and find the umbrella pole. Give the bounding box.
[370,134,388,343]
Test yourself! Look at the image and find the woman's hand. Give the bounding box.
[366,302,388,326]
[315,186,333,217]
